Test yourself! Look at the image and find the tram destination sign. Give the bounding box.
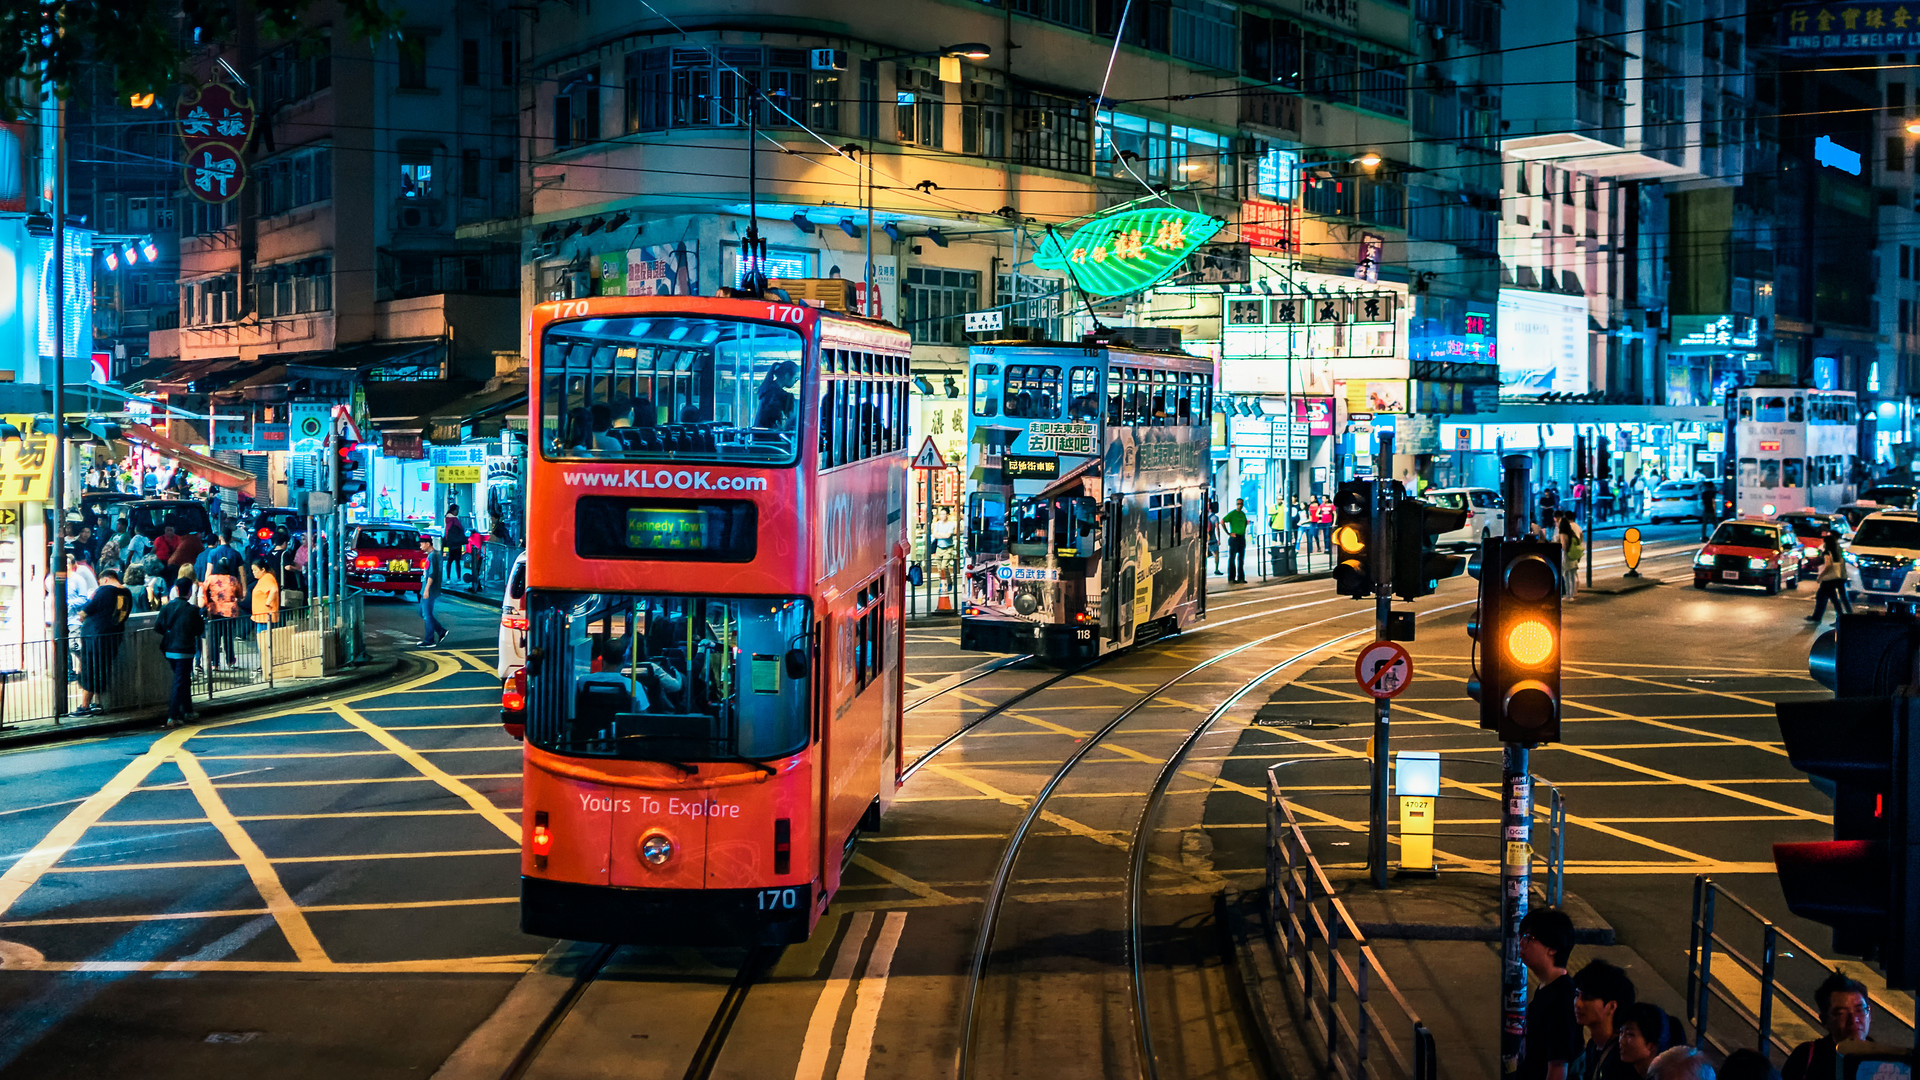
[1003,454,1059,480]
[1027,421,1095,455]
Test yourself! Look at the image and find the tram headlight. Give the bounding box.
[639,833,675,866]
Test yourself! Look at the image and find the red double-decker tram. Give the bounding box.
[515,294,910,945]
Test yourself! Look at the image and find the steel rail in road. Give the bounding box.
[950,592,1472,1080]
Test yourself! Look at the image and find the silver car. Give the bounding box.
[1648,480,1714,524]
[496,551,527,679]
[1422,487,1506,547]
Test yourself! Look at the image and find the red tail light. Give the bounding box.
[774,817,791,875]
[355,555,378,568]
[503,614,529,631]
[413,557,430,569]
[530,811,552,857]
[257,527,272,539]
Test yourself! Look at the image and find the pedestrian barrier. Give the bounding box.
[1266,773,1439,1080]
[2,595,364,729]
[1685,876,1917,1063]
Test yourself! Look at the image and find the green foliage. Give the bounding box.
[1,0,399,115]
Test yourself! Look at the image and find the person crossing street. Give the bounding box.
[417,535,447,647]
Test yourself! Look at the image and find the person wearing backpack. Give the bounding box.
[74,568,132,716]
[200,555,244,668]
[155,578,206,727]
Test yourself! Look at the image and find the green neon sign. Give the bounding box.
[1032,207,1225,297]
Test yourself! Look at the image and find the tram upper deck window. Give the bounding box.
[1788,396,1805,423]
[540,315,804,466]
[526,592,812,762]
[1068,368,1101,422]
[972,365,998,417]
[1004,365,1061,418]
[1737,396,1753,422]
[1757,396,1787,423]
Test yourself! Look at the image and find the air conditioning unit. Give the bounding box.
[1604,84,1628,102]
[530,241,558,261]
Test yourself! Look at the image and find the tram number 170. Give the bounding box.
[758,887,801,911]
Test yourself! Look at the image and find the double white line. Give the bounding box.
[794,911,908,1080]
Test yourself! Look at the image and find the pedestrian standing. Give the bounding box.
[1615,1005,1686,1080]
[1223,499,1250,583]
[1314,495,1335,556]
[1570,960,1637,1080]
[1559,512,1583,598]
[1806,533,1853,624]
[1517,907,1582,1080]
[1783,973,1872,1080]
[74,568,132,716]
[154,577,206,728]
[200,555,244,668]
[251,556,280,674]
[1647,1049,1717,1080]
[1206,500,1222,574]
[418,535,447,647]
[443,502,469,586]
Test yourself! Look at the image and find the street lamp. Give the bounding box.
[873,43,994,62]
[1353,152,1383,169]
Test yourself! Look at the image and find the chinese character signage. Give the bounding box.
[1240,200,1298,252]
[1032,207,1226,297]
[290,403,330,454]
[1026,421,1096,455]
[0,437,54,502]
[252,423,290,452]
[1779,2,1920,54]
[1354,232,1384,283]
[177,81,253,204]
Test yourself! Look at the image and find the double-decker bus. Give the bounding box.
[1730,387,1859,518]
[516,294,910,945]
[959,341,1213,663]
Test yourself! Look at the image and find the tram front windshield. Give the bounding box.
[540,315,806,466]
[528,592,811,762]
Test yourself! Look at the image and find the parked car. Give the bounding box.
[1844,509,1920,605]
[245,507,307,557]
[347,522,436,600]
[1648,480,1715,524]
[1691,518,1804,594]
[127,499,214,540]
[1421,487,1506,547]
[497,551,527,679]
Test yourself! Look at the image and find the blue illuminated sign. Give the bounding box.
[1815,135,1862,175]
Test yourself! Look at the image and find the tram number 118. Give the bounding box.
[758,887,800,911]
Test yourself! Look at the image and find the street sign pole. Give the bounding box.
[1369,432,1396,888]
[1498,453,1535,1080]
[911,438,949,617]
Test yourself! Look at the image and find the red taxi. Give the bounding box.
[1774,511,1849,578]
[1691,518,1804,594]
[348,523,436,600]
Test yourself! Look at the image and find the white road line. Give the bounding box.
[794,910,874,1080]
[834,912,907,1080]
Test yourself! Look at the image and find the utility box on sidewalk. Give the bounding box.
[1395,750,1440,875]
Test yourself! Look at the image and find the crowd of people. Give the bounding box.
[57,505,312,728]
[1518,907,1886,1080]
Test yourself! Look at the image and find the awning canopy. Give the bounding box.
[122,423,257,496]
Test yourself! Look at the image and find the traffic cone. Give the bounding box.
[937,592,954,612]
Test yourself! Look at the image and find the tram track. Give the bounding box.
[949,596,1473,1079]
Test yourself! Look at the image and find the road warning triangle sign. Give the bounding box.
[911,437,947,470]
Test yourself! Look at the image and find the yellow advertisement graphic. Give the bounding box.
[0,437,56,503]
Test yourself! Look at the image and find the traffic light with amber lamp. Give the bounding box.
[1331,480,1377,599]
[1467,537,1562,743]
[1772,696,1920,988]
[1393,496,1471,600]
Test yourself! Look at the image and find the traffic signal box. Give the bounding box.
[1467,537,1563,744]
[1331,480,1377,599]
[332,423,365,501]
[1393,497,1470,600]
[1773,695,1920,988]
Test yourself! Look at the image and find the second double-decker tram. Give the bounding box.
[959,342,1213,662]
[517,294,910,945]
[1729,386,1860,517]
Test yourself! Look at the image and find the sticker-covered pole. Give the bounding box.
[1369,432,1394,888]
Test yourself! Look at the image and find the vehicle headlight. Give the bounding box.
[1695,553,1713,567]
[639,834,674,866]
[1845,552,1859,565]
[1748,557,1767,569]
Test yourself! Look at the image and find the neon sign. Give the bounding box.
[1034,207,1224,297]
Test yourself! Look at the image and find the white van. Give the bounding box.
[1421,487,1506,547]
[497,551,527,679]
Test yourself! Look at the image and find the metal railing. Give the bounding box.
[1266,773,1439,1080]
[0,596,363,731]
[1687,876,1917,1064]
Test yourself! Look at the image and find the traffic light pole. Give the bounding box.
[1369,433,1395,888]
[1499,453,1534,1079]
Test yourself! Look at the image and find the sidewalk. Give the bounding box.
[0,654,409,749]
[1229,871,1691,1080]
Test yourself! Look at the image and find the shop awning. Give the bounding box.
[122,423,258,496]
